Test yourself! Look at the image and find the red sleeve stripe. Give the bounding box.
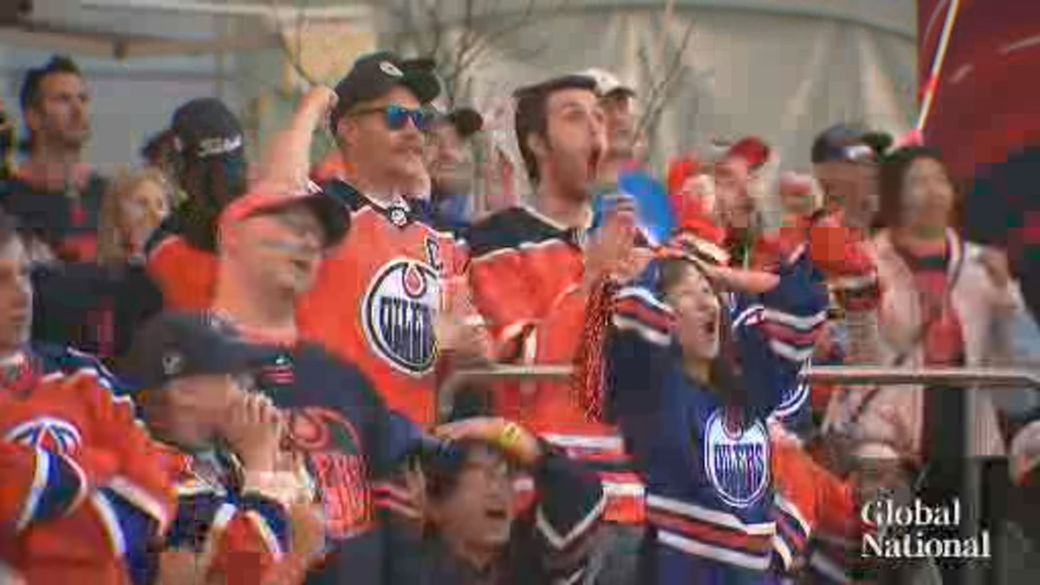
[657,529,772,572]
[646,493,774,535]
[614,298,675,334]
[768,340,816,363]
[761,308,827,332]
[771,510,809,553]
[759,321,823,348]
[647,509,773,557]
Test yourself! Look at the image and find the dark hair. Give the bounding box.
[513,75,597,184]
[140,129,176,166]
[657,257,750,409]
[420,439,510,503]
[175,156,249,251]
[19,55,82,113]
[877,146,958,230]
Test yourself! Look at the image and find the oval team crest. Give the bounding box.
[703,409,770,509]
[363,259,442,376]
[5,417,83,455]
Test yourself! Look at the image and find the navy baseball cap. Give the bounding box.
[171,98,245,160]
[122,312,274,392]
[811,124,877,165]
[329,51,441,127]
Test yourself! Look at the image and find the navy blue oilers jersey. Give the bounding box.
[188,313,423,585]
[605,253,827,584]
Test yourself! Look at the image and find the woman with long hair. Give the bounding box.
[824,147,1017,463]
[96,167,171,267]
[577,241,828,583]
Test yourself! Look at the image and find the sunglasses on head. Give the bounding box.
[350,104,436,132]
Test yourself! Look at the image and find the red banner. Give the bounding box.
[917,0,1040,183]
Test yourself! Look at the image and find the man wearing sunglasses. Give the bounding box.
[297,52,490,428]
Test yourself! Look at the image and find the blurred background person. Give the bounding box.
[0,209,175,584]
[422,106,483,233]
[1,55,104,264]
[30,167,167,363]
[824,147,1017,472]
[146,98,250,311]
[139,128,180,187]
[97,167,171,266]
[810,124,881,234]
[0,97,13,182]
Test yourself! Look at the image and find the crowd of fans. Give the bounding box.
[0,49,1038,585]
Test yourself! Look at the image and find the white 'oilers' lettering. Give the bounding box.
[378,296,434,365]
[713,443,766,499]
[703,409,770,508]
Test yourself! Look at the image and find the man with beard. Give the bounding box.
[1,56,104,263]
[466,74,642,584]
[146,98,250,310]
[296,51,489,427]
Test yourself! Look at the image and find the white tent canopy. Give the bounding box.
[380,0,916,170]
[1,0,916,176]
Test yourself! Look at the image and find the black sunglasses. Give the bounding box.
[349,104,436,132]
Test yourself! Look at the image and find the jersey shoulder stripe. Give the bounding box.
[468,207,570,258]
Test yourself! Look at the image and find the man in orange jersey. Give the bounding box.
[296,51,489,427]
[146,98,250,310]
[0,210,176,583]
[465,74,642,584]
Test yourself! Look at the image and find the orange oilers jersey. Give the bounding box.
[467,206,644,525]
[146,235,220,311]
[770,433,860,573]
[0,345,175,585]
[296,181,473,426]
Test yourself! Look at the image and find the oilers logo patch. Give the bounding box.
[703,409,769,509]
[6,417,83,455]
[363,259,441,376]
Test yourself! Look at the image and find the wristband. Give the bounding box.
[496,422,524,453]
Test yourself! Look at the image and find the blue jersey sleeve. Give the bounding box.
[604,275,678,424]
[730,253,827,421]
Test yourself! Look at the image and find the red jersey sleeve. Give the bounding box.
[75,373,176,541]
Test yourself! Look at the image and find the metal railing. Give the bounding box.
[439,364,1040,419]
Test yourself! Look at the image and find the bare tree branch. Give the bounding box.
[390,0,574,105]
[636,13,696,141]
[269,0,319,88]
